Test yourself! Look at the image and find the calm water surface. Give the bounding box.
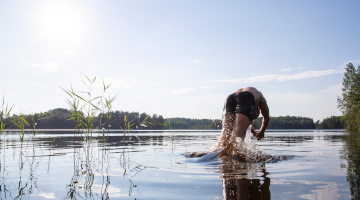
[0,129,359,200]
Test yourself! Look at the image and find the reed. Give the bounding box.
[99,78,117,143]
[2,74,163,199]
[11,114,29,142]
[0,97,12,135]
[62,73,118,138]
[1,97,12,198]
[120,114,135,141]
[62,86,83,131]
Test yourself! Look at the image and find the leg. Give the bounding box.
[221,114,235,140]
[233,114,251,140]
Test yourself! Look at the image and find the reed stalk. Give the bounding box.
[1,97,12,198]
[11,114,30,142]
[62,73,119,145]
[0,97,12,136]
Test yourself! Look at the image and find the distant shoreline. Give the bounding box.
[2,128,346,132]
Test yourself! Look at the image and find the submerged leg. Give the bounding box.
[220,114,235,140]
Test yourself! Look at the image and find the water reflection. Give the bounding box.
[218,153,270,200]
[0,132,152,199]
[0,130,355,199]
[1,131,196,199]
[265,135,314,144]
[341,131,360,200]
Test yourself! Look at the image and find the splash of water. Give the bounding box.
[186,116,294,163]
[211,123,272,163]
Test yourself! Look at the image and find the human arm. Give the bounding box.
[251,126,257,137]
[255,98,269,140]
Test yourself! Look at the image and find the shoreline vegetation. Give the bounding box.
[2,108,345,130]
[1,66,354,134]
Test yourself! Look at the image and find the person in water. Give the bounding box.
[221,87,269,141]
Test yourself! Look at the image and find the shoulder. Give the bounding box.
[248,88,266,106]
[256,90,267,104]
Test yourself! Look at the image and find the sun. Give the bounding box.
[35,1,90,44]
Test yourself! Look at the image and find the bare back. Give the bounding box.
[221,87,270,141]
[234,87,265,108]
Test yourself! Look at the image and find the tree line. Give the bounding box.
[252,115,344,129]
[4,108,167,130]
[2,108,344,130]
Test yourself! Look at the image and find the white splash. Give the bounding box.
[212,122,271,163]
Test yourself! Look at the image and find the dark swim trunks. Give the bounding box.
[223,91,256,121]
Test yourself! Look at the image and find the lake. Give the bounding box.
[0,129,359,200]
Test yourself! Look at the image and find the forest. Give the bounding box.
[2,108,344,130]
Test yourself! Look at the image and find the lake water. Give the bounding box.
[0,129,359,200]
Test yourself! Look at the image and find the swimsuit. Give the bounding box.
[223,91,256,122]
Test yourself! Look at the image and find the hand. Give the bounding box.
[255,131,264,141]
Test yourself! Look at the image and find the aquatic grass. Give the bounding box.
[62,86,84,131]
[1,73,179,199]
[98,78,117,143]
[2,74,147,199]
[78,73,100,134]
[1,97,12,199]
[62,73,119,141]
[0,97,13,135]
[120,114,136,142]
[11,114,30,142]
[62,74,100,135]
[160,119,177,149]
[28,111,44,137]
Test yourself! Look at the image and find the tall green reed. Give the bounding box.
[0,97,12,135]
[99,78,117,143]
[11,113,30,142]
[62,73,117,139]
[62,86,83,131]
[1,97,12,197]
[119,114,135,141]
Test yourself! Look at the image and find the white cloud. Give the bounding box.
[46,101,62,107]
[278,70,335,81]
[42,62,60,71]
[281,67,303,72]
[342,59,360,66]
[265,84,343,120]
[320,83,342,96]
[137,95,146,100]
[177,94,223,119]
[266,92,322,105]
[214,69,339,84]
[111,81,132,89]
[64,50,77,54]
[181,175,193,178]
[91,184,127,197]
[38,193,56,199]
[192,59,201,64]
[89,78,133,89]
[272,179,344,200]
[22,61,60,75]
[172,88,195,95]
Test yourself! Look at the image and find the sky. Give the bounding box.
[1,0,359,121]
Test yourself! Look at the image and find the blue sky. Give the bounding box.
[1,0,359,121]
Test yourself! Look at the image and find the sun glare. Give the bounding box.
[36,2,89,44]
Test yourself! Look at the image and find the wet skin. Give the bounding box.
[222,87,270,141]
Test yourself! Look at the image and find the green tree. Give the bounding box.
[315,116,345,129]
[337,63,360,131]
